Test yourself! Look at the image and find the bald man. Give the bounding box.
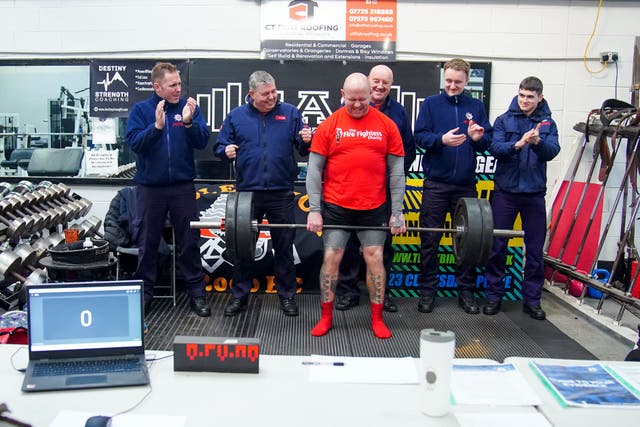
[334,64,416,313]
[306,73,406,339]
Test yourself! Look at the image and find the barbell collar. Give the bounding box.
[189,220,524,238]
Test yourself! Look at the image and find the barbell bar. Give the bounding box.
[190,192,524,268]
[191,220,520,236]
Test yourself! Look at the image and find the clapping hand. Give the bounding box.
[467,119,485,142]
[442,127,467,146]
[182,97,197,123]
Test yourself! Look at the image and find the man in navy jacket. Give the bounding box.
[414,58,492,315]
[483,76,560,320]
[334,64,416,313]
[126,62,211,317]
[214,70,312,317]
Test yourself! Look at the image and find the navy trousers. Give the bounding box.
[485,191,547,305]
[418,180,477,297]
[135,182,205,303]
[232,190,297,299]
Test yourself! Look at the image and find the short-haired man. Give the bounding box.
[334,64,416,313]
[214,70,312,317]
[414,58,492,315]
[126,62,211,317]
[483,76,560,320]
[306,73,406,339]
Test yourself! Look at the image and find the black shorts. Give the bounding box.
[321,202,388,248]
[323,202,388,227]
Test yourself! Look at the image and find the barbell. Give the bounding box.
[190,192,524,268]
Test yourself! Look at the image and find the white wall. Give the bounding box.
[2,0,639,261]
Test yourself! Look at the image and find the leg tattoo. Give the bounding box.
[366,271,385,304]
[319,271,338,303]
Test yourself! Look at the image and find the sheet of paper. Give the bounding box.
[451,364,542,406]
[455,412,552,427]
[49,410,186,427]
[91,117,117,145]
[307,354,419,384]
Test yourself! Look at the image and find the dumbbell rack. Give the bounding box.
[0,180,102,313]
[107,162,136,179]
[544,104,640,327]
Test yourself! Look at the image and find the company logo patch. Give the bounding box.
[288,0,318,21]
[275,115,286,121]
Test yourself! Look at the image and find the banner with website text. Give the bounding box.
[260,0,397,61]
[90,60,188,118]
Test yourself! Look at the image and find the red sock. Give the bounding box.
[311,302,333,337]
[371,303,391,339]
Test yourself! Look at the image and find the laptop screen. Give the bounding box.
[27,281,143,353]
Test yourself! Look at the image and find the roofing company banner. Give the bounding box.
[261,0,397,61]
[90,60,188,118]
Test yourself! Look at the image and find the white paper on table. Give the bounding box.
[49,410,186,427]
[307,354,419,384]
[455,412,552,427]
[451,364,542,406]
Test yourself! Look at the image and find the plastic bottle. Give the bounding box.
[419,329,456,416]
[83,237,93,249]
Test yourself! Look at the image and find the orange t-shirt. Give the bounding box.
[310,107,404,210]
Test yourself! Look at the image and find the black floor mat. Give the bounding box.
[144,293,595,361]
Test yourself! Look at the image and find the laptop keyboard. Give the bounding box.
[33,358,142,377]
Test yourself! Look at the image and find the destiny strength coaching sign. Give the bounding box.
[90,60,188,118]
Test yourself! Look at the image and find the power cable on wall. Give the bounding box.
[615,59,619,99]
[583,0,607,75]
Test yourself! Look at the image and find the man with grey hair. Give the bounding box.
[214,70,312,317]
[306,73,406,339]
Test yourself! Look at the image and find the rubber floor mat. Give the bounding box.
[144,293,595,360]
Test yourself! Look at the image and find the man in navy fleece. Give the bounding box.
[214,70,312,318]
[414,58,492,315]
[483,76,560,320]
[126,62,211,317]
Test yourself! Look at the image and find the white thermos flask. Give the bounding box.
[419,329,455,416]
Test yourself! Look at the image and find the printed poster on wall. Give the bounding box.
[90,60,188,118]
[261,0,397,61]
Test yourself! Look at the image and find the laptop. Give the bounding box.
[22,280,150,392]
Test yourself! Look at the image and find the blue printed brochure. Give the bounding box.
[531,362,640,407]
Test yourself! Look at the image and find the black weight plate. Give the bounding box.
[234,191,256,262]
[453,198,484,268]
[476,198,494,266]
[224,192,239,262]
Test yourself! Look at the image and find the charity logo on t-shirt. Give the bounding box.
[335,128,383,142]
